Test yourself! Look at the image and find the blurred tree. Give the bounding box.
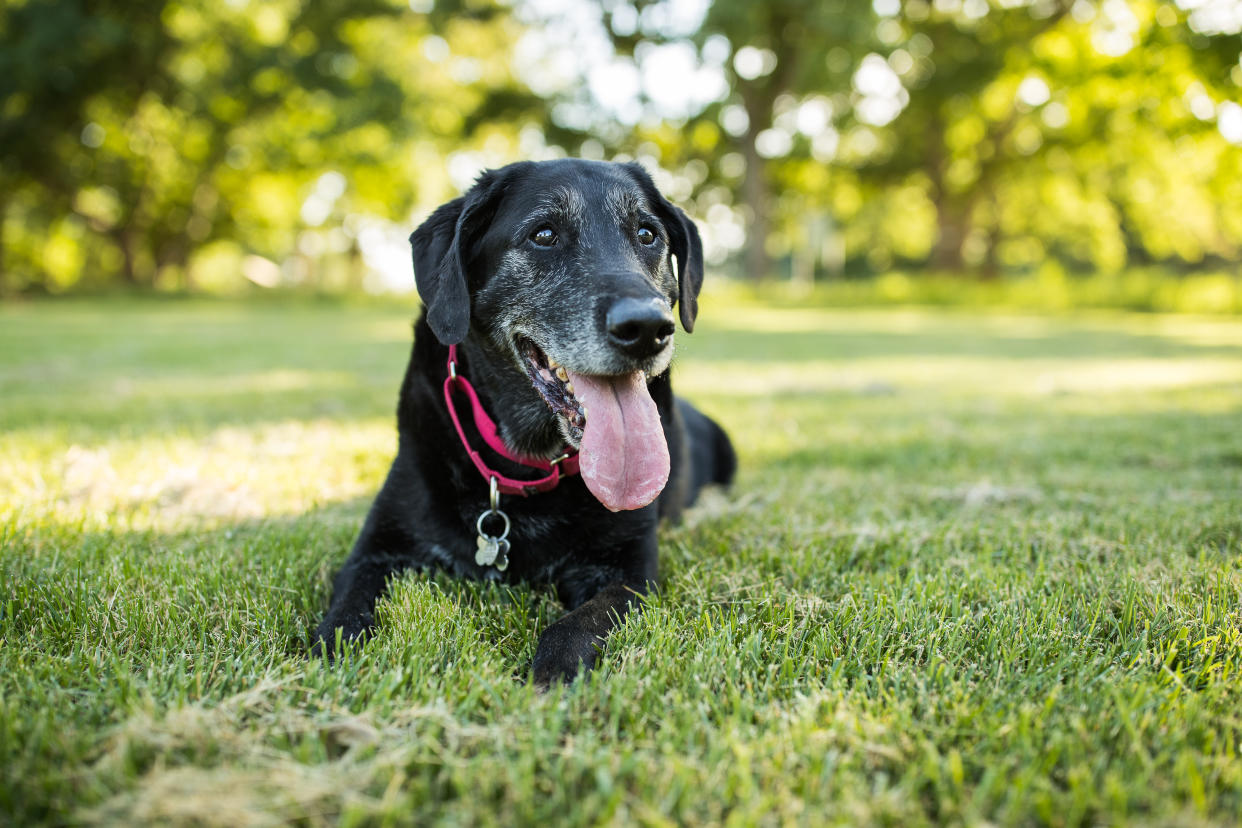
[3,0,1240,292]
[1052,2,1242,270]
[589,0,1241,280]
[858,0,1242,276]
[600,0,875,281]
[0,0,175,290]
[855,1,1074,275]
[695,0,873,282]
[0,0,545,294]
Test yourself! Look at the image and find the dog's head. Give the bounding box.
[409,159,705,511]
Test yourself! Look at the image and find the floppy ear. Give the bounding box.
[662,204,705,333]
[410,199,468,345]
[624,163,706,332]
[409,174,503,345]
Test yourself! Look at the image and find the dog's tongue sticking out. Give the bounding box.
[566,370,669,512]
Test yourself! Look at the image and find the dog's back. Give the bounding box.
[679,397,737,498]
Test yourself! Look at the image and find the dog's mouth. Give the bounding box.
[517,338,587,446]
[516,336,670,512]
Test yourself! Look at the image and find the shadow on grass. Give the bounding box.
[0,300,414,435]
[762,391,1242,476]
[5,307,1241,438]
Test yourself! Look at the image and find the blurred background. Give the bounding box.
[1,0,1240,310]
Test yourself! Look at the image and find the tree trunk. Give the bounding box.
[157,233,192,290]
[113,228,140,286]
[981,186,1002,281]
[926,110,966,274]
[0,192,9,297]
[741,133,772,282]
[739,79,776,283]
[932,199,967,273]
[347,238,364,294]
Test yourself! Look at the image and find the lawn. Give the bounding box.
[2,295,1241,825]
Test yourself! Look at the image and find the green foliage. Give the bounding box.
[601,0,1242,281]
[0,0,542,294]
[2,297,1242,823]
[1,0,1240,292]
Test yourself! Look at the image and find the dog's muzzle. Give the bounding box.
[605,296,675,361]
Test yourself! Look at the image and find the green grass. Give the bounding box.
[741,268,1242,315]
[2,295,1241,825]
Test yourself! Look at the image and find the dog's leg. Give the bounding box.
[532,563,654,686]
[312,558,399,657]
[312,508,415,657]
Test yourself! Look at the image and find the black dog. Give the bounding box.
[314,159,735,684]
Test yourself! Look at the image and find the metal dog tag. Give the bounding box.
[475,534,497,566]
[475,534,510,570]
[475,477,511,571]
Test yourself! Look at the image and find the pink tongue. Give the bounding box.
[566,369,670,512]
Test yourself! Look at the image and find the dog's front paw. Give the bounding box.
[310,612,372,661]
[531,619,604,687]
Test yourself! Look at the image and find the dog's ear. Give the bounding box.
[410,173,503,345]
[624,163,705,333]
[410,199,469,345]
[662,203,705,333]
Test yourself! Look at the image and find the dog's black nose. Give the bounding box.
[606,297,676,359]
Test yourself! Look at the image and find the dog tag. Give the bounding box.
[474,534,511,570]
[475,485,512,571]
[493,538,510,571]
[475,534,498,566]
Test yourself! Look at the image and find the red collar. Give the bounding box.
[442,344,580,497]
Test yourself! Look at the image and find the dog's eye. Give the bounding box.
[636,226,657,246]
[531,227,558,247]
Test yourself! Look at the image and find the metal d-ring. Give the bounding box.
[476,508,510,541]
[477,476,510,541]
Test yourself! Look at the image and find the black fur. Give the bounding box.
[314,160,735,684]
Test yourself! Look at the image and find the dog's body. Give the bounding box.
[315,160,734,684]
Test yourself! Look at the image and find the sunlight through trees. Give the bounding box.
[1,0,1239,293]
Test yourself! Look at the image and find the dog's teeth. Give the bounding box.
[554,366,568,382]
[547,357,559,369]
[564,381,575,396]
